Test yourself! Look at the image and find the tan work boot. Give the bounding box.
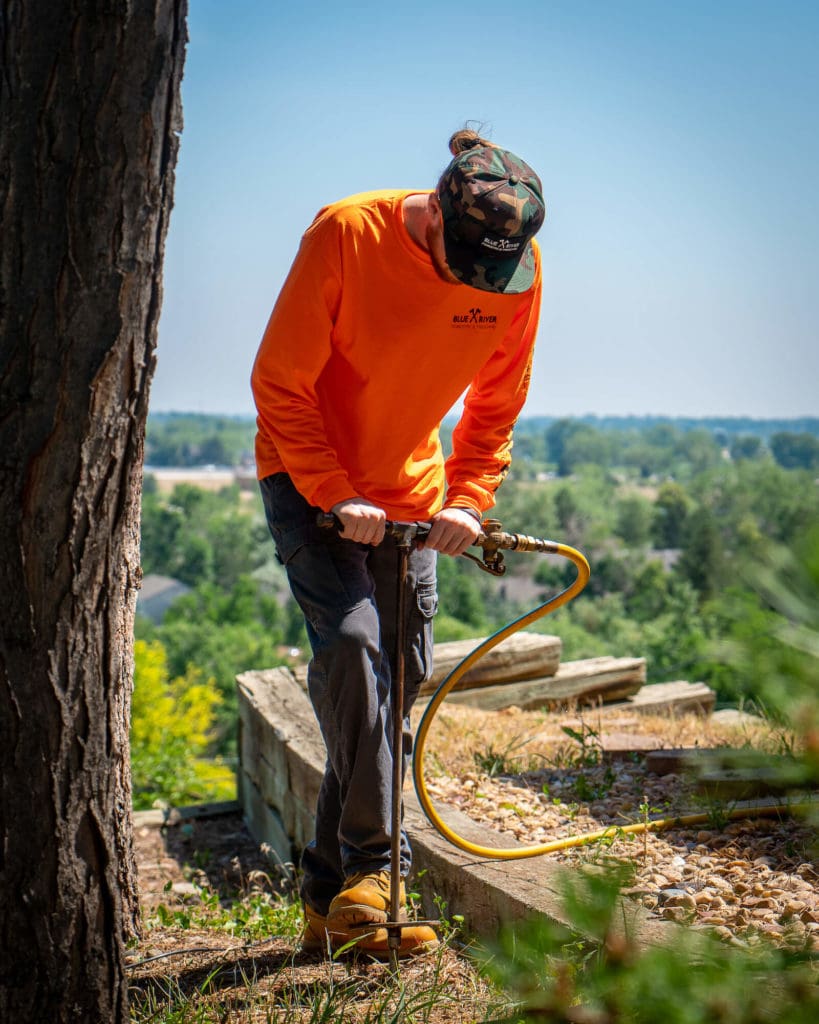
[302,903,438,958]
[349,921,439,959]
[327,869,406,926]
[300,903,350,953]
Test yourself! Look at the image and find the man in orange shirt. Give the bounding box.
[251,129,545,956]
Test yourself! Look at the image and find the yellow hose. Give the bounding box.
[412,542,814,859]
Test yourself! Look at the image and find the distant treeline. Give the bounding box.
[145,411,819,471]
[146,412,256,468]
[509,414,819,441]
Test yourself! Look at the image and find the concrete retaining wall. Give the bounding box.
[236,666,671,944]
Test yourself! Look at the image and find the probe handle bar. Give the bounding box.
[316,512,561,555]
[316,512,432,545]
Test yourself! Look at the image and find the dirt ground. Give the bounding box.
[133,808,275,915]
[130,811,499,1022]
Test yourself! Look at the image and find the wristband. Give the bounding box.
[444,505,482,524]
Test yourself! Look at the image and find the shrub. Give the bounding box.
[130,639,235,809]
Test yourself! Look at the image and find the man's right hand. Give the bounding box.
[330,497,387,546]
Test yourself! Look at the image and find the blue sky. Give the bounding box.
[151,0,819,419]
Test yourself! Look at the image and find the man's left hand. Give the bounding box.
[423,507,482,556]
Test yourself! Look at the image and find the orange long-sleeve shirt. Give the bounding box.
[251,189,542,521]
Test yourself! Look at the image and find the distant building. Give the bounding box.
[137,574,191,622]
[650,548,682,571]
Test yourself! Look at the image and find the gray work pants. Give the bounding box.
[259,473,437,914]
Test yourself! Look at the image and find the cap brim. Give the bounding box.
[442,224,536,294]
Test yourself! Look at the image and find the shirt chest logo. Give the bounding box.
[451,306,498,330]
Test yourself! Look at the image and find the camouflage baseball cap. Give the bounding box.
[437,145,545,294]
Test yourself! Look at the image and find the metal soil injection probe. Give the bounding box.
[318,512,590,954]
[318,514,444,954]
[383,520,441,952]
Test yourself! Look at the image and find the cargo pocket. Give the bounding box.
[267,522,320,631]
[406,579,438,693]
[270,522,311,568]
[259,473,322,566]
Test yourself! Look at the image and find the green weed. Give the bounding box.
[559,722,603,767]
[473,734,535,777]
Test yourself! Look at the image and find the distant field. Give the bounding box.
[145,467,256,494]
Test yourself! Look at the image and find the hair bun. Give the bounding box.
[448,127,492,156]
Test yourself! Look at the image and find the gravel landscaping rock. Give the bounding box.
[418,703,819,948]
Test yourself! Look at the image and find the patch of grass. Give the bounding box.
[146,882,303,942]
[130,944,509,1024]
[130,885,510,1024]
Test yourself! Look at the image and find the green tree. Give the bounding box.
[644,422,680,450]
[619,437,672,478]
[139,576,292,751]
[554,485,580,542]
[640,577,710,682]
[674,427,722,476]
[614,493,653,546]
[652,481,689,548]
[545,418,586,474]
[534,558,574,592]
[509,429,547,470]
[140,483,268,589]
[560,425,613,474]
[585,552,631,599]
[624,559,671,622]
[675,506,723,600]
[492,476,557,539]
[436,555,488,631]
[198,434,229,465]
[139,493,186,574]
[571,467,619,547]
[555,592,644,659]
[770,431,819,470]
[689,461,819,555]
[730,434,764,461]
[708,525,819,724]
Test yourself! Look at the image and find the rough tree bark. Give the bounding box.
[0,3,187,1021]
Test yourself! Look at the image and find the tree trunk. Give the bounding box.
[0,3,187,1021]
